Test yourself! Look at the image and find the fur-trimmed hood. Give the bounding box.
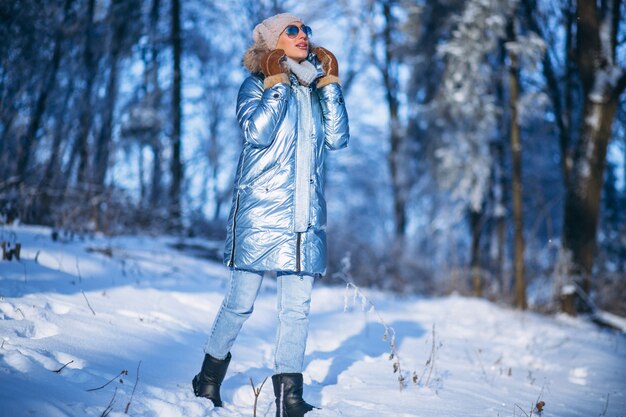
[242,41,319,74]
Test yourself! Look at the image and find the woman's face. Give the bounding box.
[275,21,310,61]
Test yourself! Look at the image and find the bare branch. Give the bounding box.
[124,361,141,414]
[250,376,268,417]
[599,393,610,417]
[520,0,573,179]
[52,360,74,374]
[76,257,83,283]
[87,369,128,392]
[424,324,438,386]
[100,387,118,417]
[81,290,96,315]
[514,403,531,417]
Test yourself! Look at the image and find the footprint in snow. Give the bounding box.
[2,350,34,373]
[0,301,26,320]
[15,319,59,339]
[3,302,60,339]
[45,301,71,315]
[1,344,73,375]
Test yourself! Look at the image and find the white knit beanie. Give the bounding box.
[253,13,302,49]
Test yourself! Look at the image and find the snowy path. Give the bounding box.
[0,225,624,417]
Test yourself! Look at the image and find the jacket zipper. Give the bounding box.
[296,232,302,273]
[228,193,241,267]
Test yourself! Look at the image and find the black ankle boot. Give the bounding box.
[272,373,316,417]
[192,352,231,407]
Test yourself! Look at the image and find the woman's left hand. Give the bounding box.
[312,47,339,78]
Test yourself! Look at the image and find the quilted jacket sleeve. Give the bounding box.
[317,82,349,150]
[236,75,291,148]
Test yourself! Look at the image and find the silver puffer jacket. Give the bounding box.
[223,53,349,275]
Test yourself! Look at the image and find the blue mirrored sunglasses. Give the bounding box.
[284,24,312,38]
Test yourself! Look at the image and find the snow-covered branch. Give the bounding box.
[431,0,518,211]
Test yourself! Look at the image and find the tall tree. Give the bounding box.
[119,0,163,226]
[380,0,407,242]
[148,0,164,211]
[0,1,37,181]
[169,0,183,230]
[493,38,510,299]
[559,0,626,314]
[506,17,527,310]
[15,0,73,184]
[521,0,579,189]
[368,0,410,287]
[434,0,518,295]
[93,0,141,191]
[66,0,99,188]
[37,72,77,225]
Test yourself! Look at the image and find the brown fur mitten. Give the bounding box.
[260,49,289,89]
[312,46,340,88]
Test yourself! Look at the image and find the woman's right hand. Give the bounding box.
[260,49,287,78]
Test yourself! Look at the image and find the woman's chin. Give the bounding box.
[287,51,309,61]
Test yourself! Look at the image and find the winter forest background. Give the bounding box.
[1,0,625,317]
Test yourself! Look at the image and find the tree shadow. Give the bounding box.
[0,244,231,298]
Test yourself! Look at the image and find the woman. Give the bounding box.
[192,12,349,417]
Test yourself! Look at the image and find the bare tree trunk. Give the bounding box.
[42,80,74,189]
[559,0,626,314]
[36,76,75,225]
[507,19,527,310]
[139,145,146,203]
[496,200,507,296]
[148,0,163,212]
[492,139,507,299]
[470,209,483,296]
[375,0,408,288]
[94,0,132,191]
[169,0,183,230]
[92,0,138,231]
[493,39,508,300]
[150,142,163,209]
[15,0,73,183]
[562,2,575,185]
[521,0,574,186]
[210,168,221,221]
[496,42,508,300]
[68,0,98,188]
[381,1,406,241]
[92,55,119,188]
[561,98,619,311]
[0,109,17,179]
[208,109,221,222]
[0,70,6,151]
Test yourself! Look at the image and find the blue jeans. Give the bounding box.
[204,269,314,374]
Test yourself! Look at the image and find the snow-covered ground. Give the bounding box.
[1,225,624,417]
